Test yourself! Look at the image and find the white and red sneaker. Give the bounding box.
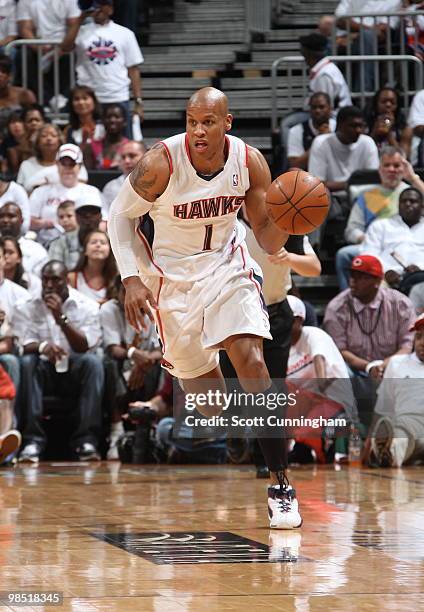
[268,472,302,529]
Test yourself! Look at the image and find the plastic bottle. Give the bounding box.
[348,424,362,467]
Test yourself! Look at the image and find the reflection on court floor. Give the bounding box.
[0,463,423,610]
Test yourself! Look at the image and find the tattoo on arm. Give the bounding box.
[129,157,158,199]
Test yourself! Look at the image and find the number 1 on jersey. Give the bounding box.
[203,224,213,251]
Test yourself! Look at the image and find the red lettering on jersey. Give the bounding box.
[187,201,204,219]
[174,203,188,219]
[234,196,245,209]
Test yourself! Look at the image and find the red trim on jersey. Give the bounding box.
[245,143,249,167]
[136,223,164,275]
[159,141,173,175]
[225,135,231,158]
[155,277,166,353]
[238,244,267,313]
[184,133,192,163]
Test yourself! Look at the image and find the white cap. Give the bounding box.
[74,190,103,212]
[287,295,306,320]
[56,143,83,164]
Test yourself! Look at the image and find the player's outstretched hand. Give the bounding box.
[123,276,158,331]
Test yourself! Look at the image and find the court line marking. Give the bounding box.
[359,470,424,486]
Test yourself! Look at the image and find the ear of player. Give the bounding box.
[266,169,330,235]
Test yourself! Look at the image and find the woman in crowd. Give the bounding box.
[366,87,412,155]
[0,54,36,140]
[17,124,88,193]
[0,112,25,174]
[68,230,117,304]
[2,236,41,298]
[64,86,105,150]
[7,104,45,174]
[85,104,128,170]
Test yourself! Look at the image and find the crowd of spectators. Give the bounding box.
[0,0,163,466]
[0,0,423,471]
[284,0,424,468]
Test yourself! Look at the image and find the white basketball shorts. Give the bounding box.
[142,243,271,379]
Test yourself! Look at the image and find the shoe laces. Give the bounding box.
[277,470,290,490]
[275,471,293,513]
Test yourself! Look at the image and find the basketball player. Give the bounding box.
[108,87,302,529]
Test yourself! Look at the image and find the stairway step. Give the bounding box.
[294,274,338,288]
[145,44,245,55]
[149,22,246,33]
[149,32,246,45]
[143,77,212,89]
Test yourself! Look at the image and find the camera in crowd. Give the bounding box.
[117,404,159,464]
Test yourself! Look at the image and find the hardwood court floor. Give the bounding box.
[0,463,423,611]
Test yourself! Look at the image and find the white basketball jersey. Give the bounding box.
[134,132,250,282]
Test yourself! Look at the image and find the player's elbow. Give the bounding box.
[309,257,322,276]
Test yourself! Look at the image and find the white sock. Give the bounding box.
[391,438,409,467]
[110,422,124,440]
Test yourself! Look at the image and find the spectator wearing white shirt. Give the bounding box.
[0,0,17,51]
[0,178,30,234]
[299,33,352,112]
[17,0,81,103]
[364,313,424,467]
[17,124,88,194]
[0,239,31,322]
[335,146,424,290]
[408,89,424,166]
[335,0,403,91]
[308,106,379,243]
[67,230,117,304]
[287,92,336,171]
[286,295,357,463]
[0,202,48,276]
[18,260,104,464]
[360,188,424,279]
[0,238,31,390]
[66,0,144,138]
[29,143,102,247]
[102,140,146,216]
[2,236,41,299]
[309,106,379,195]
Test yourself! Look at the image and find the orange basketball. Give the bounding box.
[266,170,330,235]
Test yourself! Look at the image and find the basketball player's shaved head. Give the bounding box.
[187,87,229,117]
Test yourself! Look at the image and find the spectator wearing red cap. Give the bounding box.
[362,313,424,467]
[324,254,416,424]
[324,254,415,379]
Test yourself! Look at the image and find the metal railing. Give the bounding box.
[270,55,423,131]
[331,11,424,92]
[5,39,75,119]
